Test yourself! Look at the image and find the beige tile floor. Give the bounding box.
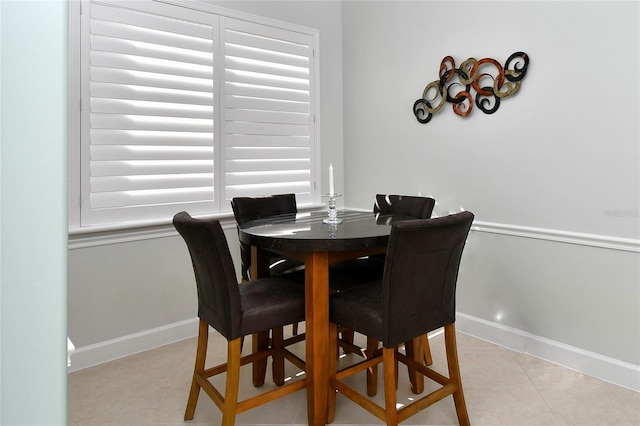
[68,327,640,425]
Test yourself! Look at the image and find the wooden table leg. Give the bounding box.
[251,246,271,386]
[305,251,329,426]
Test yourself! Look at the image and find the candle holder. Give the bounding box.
[322,193,343,224]
[326,222,338,238]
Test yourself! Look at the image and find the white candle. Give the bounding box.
[329,163,334,196]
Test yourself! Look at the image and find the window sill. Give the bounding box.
[68,203,325,249]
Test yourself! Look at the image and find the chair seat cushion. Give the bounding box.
[239,277,306,336]
[329,280,384,342]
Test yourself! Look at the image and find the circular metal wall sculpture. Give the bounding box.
[413,52,529,124]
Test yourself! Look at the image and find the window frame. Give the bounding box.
[68,0,321,240]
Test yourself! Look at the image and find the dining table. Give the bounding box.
[238,209,415,425]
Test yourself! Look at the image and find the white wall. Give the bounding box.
[67,1,344,368]
[342,1,639,387]
[0,1,68,423]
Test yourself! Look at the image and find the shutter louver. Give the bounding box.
[222,18,313,205]
[84,1,217,226]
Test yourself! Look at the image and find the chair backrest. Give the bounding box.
[380,211,474,348]
[373,194,435,219]
[173,212,242,340]
[231,194,298,279]
[231,193,298,226]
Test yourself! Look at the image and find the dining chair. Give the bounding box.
[327,211,474,426]
[173,212,306,426]
[230,193,303,281]
[231,194,305,335]
[329,194,436,395]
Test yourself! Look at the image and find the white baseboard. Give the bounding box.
[67,317,199,373]
[68,313,640,393]
[456,313,640,392]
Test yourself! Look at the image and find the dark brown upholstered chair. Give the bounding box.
[230,193,303,281]
[231,194,305,335]
[327,211,474,426]
[174,212,306,426]
[329,194,436,395]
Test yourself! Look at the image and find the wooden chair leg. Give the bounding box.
[445,323,470,426]
[222,337,242,426]
[340,328,355,351]
[405,337,424,394]
[271,327,285,386]
[422,333,433,366]
[391,346,399,391]
[327,323,338,424]
[366,337,379,396]
[252,330,269,386]
[184,318,208,420]
[250,246,270,387]
[382,347,399,426]
[292,322,299,336]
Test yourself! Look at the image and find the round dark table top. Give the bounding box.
[238,210,415,253]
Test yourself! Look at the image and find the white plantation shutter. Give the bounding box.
[78,0,317,228]
[82,1,217,226]
[222,18,314,205]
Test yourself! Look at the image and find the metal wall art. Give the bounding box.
[413,52,529,124]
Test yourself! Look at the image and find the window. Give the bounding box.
[69,0,319,231]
